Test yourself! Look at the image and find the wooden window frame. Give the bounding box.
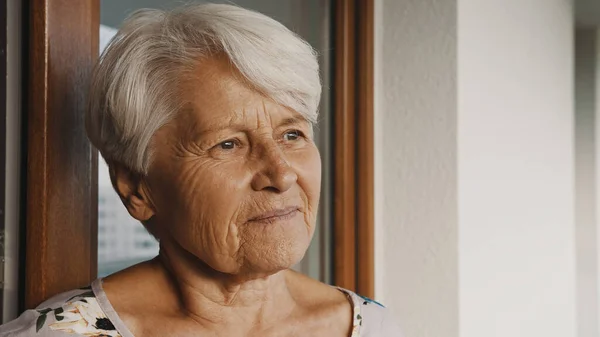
[23,0,99,309]
[333,0,375,298]
[21,0,374,309]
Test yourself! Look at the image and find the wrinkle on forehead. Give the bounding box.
[177,100,302,138]
[180,56,265,116]
[166,56,311,145]
[181,88,302,134]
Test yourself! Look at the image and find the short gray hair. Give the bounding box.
[86,3,321,174]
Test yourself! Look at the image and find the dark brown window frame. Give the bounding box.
[21,0,374,309]
[23,0,99,309]
[333,0,374,298]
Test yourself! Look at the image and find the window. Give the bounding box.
[134,240,155,249]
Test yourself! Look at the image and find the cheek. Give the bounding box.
[294,146,322,208]
[179,160,248,224]
[153,158,252,264]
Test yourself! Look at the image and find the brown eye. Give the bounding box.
[283,130,302,141]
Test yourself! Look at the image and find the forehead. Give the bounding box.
[178,57,301,129]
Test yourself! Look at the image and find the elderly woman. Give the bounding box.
[1,4,401,337]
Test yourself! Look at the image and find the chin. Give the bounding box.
[244,242,309,274]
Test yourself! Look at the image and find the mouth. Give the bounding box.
[248,207,301,224]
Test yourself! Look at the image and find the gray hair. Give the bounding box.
[86,3,321,174]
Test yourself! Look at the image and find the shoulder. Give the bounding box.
[341,290,404,337]
[0,282,120,337]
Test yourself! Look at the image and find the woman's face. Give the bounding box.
[145,58,321,275]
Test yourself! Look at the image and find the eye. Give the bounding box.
[218,139,237,150]
[208,137,245,158]
[283,130,303,142]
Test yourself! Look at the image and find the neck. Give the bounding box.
[156,239,296,330]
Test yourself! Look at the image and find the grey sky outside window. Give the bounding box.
[97,0,333,282]
[2,0,21,324]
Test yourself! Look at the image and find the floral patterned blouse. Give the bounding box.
[0,279,402,336]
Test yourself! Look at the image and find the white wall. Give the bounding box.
[459,1,575,336]
[376,0,576,336]
[374,0,459,336]
[595,29,600,335]
[575,27,599,337]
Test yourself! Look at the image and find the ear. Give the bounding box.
[109,164,155,221]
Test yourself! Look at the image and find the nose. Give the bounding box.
[251,144,297,193]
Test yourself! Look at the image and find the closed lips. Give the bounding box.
[249,207,300,222]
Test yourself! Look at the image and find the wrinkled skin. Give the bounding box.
[125,56,321,277]
[104,57,351,337]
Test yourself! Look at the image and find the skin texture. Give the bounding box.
[102,57,353,336]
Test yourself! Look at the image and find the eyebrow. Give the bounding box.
[211,116,307,132]
[185,115,308,141]
[278,117,307,128]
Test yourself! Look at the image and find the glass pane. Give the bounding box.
[2,0,22,323]
[98,0,332,282]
